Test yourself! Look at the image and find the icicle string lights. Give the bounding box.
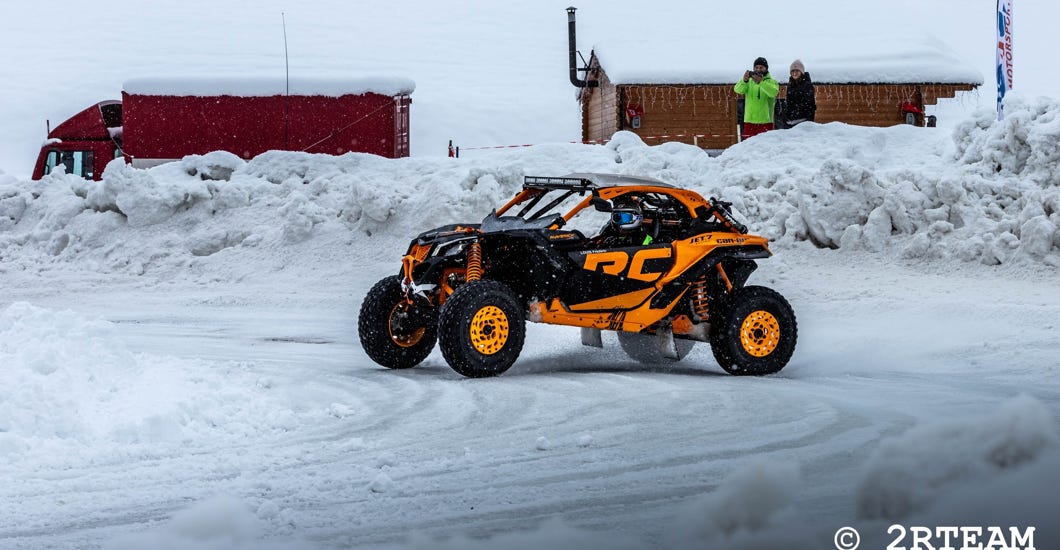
[583,79,973,143]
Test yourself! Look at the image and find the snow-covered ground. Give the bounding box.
[2,95,1059,548]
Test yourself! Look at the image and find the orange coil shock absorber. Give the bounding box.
[690,277,710,321]
[465,241,483,282]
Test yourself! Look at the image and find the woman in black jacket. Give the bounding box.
[785,59,816,127]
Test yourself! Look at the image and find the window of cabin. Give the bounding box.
[42,149,94,179]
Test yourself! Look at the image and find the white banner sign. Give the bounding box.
[996,0,1013,120]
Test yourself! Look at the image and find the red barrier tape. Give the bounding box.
[457,133,734,151]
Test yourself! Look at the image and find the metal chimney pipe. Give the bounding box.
[567,7,598,88]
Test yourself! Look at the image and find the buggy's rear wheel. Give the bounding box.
[709,286,796,375]
[438,280,525,378]
[358,275,438,369]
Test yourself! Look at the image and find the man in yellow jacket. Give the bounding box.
[734,57,779,141]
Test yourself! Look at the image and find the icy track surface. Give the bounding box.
[1,107,1059,549]
[2,254,1057,550]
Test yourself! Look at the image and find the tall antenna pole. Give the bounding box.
[282,12,290,148]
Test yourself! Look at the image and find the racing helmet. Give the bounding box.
[610,201,643,233]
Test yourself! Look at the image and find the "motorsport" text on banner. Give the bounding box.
[996,0,1013,120]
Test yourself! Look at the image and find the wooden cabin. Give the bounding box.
[576,38,982,150]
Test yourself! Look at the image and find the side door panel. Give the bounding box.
[560,244,674,310]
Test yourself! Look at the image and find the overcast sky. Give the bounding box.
[1,0,1054,177]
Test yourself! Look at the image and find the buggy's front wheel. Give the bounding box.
[438,280,525,378]
[709,286,797,375]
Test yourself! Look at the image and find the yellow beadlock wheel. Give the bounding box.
[739,310,781,357]
[438,280,525,378]
[469,305,509,355]
[388,303,427,348]
[710,286,796,376]
[359,275,438,370]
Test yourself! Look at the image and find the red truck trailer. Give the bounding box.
[33,76,415,180]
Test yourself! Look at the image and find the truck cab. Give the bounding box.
[32,77,415,181]
[32,100,123,181]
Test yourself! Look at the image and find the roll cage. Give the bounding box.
[491,174,745,237]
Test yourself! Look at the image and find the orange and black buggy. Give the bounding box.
[358,173,797,377]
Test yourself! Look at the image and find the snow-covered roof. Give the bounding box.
[593,33,983,85]
[122,76,415,97]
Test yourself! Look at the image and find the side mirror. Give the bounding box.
[591,196,612,212]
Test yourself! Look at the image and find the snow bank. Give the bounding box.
[0,302,321,460]
[954,95,1060,186]
[857,394,1058,520]
[709,95,1060,265]
[0,144,617,281]
[0,302,137,445]
[1,98,1057,282]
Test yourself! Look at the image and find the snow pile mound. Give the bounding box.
[856,394,1058,520]
[954,94,1060,187]
[581,100,1060,268]
[0,145,617,280]
[0,301,140,445]
[709,95,1060,265]
[0,302,318,459]
[1,99,1058,281]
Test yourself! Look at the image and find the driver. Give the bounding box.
[601,198,654,246]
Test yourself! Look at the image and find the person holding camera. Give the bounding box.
[784,59,816,127]
[734,56,779,140]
